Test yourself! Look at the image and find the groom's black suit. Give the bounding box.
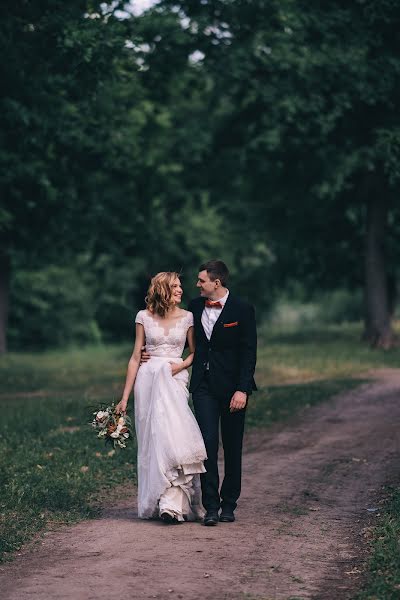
[188,293,257,513]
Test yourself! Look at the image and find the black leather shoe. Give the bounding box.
[203,511,219,526]
[219,509,235,522]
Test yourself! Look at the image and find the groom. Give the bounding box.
[188,260,257,525]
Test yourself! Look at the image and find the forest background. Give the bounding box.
[1,0,400,354]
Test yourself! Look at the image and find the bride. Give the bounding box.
[115,272,207,523]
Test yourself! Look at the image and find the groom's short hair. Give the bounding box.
[199,260,229,286]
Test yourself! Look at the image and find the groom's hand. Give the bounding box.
[140,346,151,364]
[230,391,247,412]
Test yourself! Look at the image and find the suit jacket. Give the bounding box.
[188,294,257,400]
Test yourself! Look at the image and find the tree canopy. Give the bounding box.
[1,0,399,351]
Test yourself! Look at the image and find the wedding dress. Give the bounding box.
[134,309,207,521]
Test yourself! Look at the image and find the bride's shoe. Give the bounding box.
[160,510,178,524]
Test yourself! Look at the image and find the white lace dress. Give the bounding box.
[134,309,207,521]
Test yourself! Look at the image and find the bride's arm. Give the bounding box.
[115,324,145,413]
[170,326,195,376]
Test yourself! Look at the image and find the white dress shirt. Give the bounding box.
[201,290,229,341]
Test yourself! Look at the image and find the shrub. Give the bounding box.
[8,264,101,349]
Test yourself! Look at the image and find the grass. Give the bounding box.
[1,322,400,566]
[246,378,360,430]
[355,487,400,600]
[258,321,400,387]
[0,344,136,560]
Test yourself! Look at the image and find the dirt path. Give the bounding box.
[1,370,400,600]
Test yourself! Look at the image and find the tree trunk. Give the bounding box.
[0,252,10,354]
[363,194,395,348]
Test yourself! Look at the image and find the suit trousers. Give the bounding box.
[192,372,246,512]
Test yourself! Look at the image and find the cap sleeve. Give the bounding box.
[187,311,194,328]
[135,310,145,326]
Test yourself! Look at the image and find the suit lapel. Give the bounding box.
[193,298,208,340]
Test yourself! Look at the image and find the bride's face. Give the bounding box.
[170,277,183,305]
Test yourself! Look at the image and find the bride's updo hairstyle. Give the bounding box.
[145,271,181,317]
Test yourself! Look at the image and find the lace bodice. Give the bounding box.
[135,309,194,358]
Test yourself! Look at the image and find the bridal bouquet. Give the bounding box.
[91,404,132,449]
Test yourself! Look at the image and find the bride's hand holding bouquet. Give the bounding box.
[91,402,132,449]
[115,398,128,415]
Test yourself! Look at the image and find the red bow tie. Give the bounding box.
[206,300,223,308]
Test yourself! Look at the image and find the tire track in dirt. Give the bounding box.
[1,370,399,600]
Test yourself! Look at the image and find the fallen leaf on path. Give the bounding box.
[345,568,361,575]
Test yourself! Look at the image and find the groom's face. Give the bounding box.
[196,270,219,299]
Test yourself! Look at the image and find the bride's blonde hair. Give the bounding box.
[145,271,181,317]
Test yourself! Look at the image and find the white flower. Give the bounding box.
[96,410,109,420]
[111,421,124,438]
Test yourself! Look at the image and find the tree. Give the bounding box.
[157,0,400,346]
[1,1,244,350]
[0,1,142,352]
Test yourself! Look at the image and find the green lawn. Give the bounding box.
[355,487,400,600]
[0,344,136,560]
[1,322,400,597]
[258,322,400,386]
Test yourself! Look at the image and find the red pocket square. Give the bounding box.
[224,321,239,328]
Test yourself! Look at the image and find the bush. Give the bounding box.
[8,264,102,349]
[271,288,364,329]
[318,289,364,324]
